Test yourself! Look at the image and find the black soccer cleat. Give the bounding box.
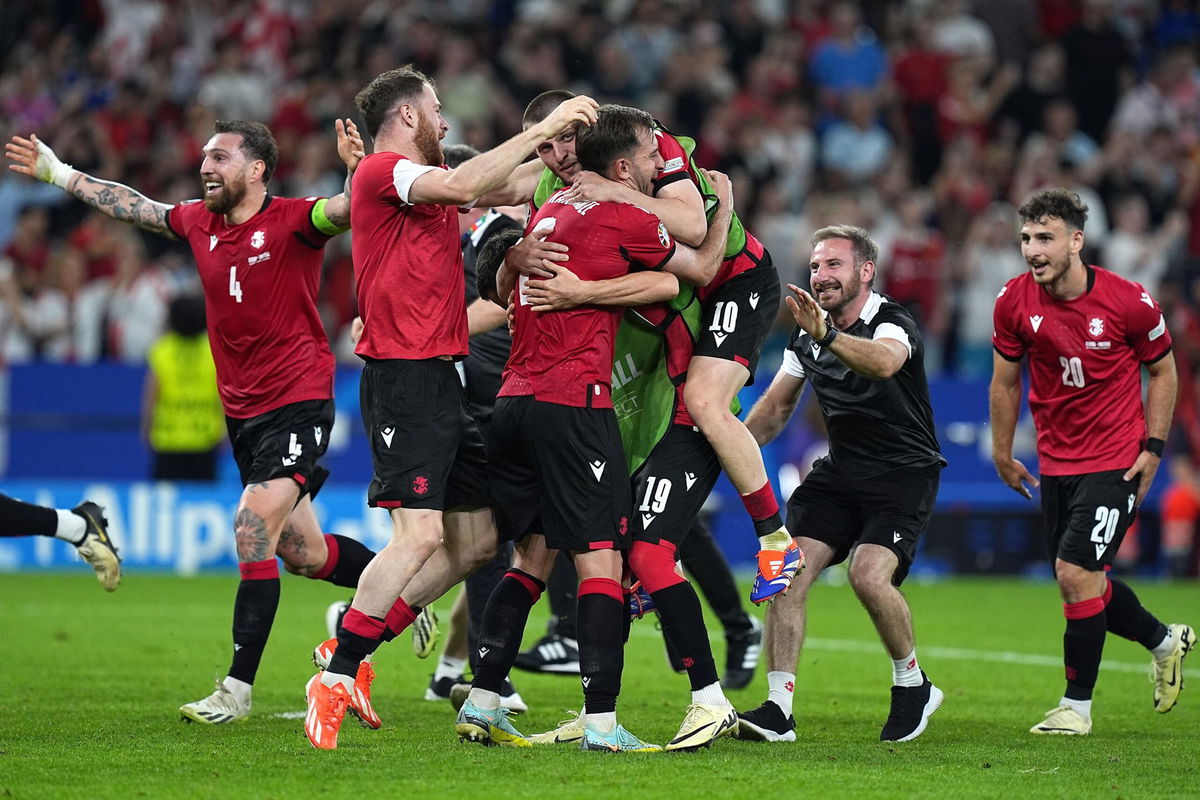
[733,700,796,742]
[879,671,943,742]
[722,617,763,690]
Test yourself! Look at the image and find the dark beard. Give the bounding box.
[415,113,444,166]
[203,177,247,215]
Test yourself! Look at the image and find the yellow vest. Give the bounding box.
[147,333,225,452]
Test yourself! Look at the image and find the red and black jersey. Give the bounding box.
[500,192,675,408]
[166,195,335,418]
[351,151,468,361]
[993,266,1173,475]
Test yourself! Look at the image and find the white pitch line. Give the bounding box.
[628,625,1148,673]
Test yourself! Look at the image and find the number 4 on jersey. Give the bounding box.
[229,266,244,303]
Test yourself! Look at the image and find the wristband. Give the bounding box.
[1146,437,1165,457]
[815,326,838,348]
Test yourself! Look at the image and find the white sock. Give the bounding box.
[54,509,86,544]
[1151,629,1176,660]
[223,676,252,703]
[583,710,616,733]
[892,650,923,687]
[435,655,467,680]
[1061,696,1092,719]
[467,688,500,710]
[691,680,728,707]
[758,528,791,550]
[320,670,355,692]
[767,670,795,717]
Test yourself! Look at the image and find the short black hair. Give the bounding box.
[476,227,523,306]
[1018,188,1089,232]
[168,293,207,337]
[574,104,654,175]
[523,89,576,128]
[443,143,480,170]
[213,120,278,184]
[355,66,433,141]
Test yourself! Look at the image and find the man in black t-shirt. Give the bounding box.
[733,225,946,745]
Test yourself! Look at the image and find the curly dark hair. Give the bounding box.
[1018,188,1089,232]
[476,227,523,305]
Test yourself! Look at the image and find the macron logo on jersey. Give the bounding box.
[1140,292,1154,308]
[749,292,761,309]
[381,427,395,447]
[590,460,606,481]
[685,471,697,490]
[209,234,218,252]
[1029,315,1044,333]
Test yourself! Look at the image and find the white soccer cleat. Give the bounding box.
[1153,623,1195,713]
[179,679,250,725]
[526,710,585,745]
[325,600,350,639]
[664,703,739,751]
[1029,705,1091,735]
[449,680,527,714]
[72,501,121,592]
[411,607,439,659]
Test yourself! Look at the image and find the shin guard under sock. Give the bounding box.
[228,560,281,684]
[578,577,624,714]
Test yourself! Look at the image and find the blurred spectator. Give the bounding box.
[1062,0,1135,141]
[970,0,1036,68]
[820,90,893,187]
[141,293,224,481]
[808,1,888,119]
[1158,452,1200,577]
[891,9,951,183]
[933,0,996,70]
[0,256,35,364]
[1101,195,1189,296]
[955,202,1026,378]
[1110,45,1200,145]
[997,42,1069,143]
[4,207,51,294]
[25,247,107,362]
[881,190,948,372]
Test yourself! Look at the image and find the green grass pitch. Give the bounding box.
[1,573,1197,799]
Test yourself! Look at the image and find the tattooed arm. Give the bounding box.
[6,134,175,237]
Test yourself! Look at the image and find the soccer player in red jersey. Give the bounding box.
[455,104,732,752]
[508,90,801,605]
[303,66,598,749]
[6,121,383,724]
[991,188,1194,735]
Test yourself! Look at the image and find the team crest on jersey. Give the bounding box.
[657,222,671,249]
[251,230,265,249]
[1088,317,1104,338]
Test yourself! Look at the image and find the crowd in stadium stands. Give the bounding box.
[0,1,1197,431]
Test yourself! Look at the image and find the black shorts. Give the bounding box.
[488,396,631,552]
[785,456,940,586]
[360,359,490,511]
[226,399,333,498]
[1041,469,1138,571]
[692,253,780,384]
[631,423,720,546]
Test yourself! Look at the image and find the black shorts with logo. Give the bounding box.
[631,423,721,546]
[1041,468,1138,571]
[360,358,491,511]
[692,253,781,384]
[226,398,333,498]
[488,396,631,552]
[785,456,940,586]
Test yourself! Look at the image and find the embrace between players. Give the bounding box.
[6,62,1190,752]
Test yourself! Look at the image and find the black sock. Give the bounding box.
[547,552,578,640]
[1063,609,1107,701]
[227,573,281,684]
[465,547,512,671]
[0,493,58,538]
[1105,578,1168,649]
[316,534,376,588]
[653,582,720,691]
[679,517,752,635]
[330,614,385,677]
[473,571,543,693]
[578,587,624,714]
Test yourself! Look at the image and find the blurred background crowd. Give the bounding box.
[1,0,1199,552]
